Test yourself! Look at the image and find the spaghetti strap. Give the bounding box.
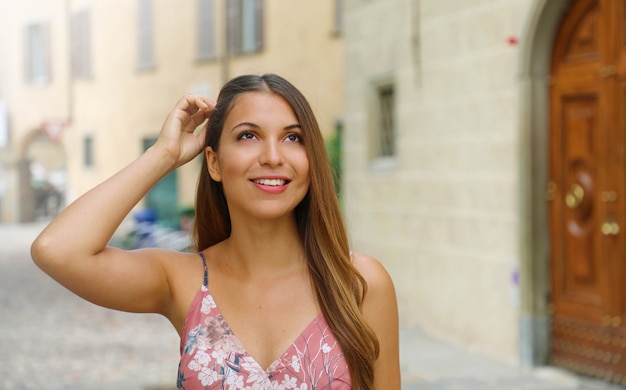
[198,252,208,286]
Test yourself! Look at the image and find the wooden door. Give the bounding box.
[549,0,626,384]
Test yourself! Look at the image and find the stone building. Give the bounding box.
[0,0,69,222]
[0,0,344,226]
[343,0,626,385]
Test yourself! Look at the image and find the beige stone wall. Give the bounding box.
[344,0,529,361]
[1,0,344,221]
[0,0,69,139]
[67,0,344,207]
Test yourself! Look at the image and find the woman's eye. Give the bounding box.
[237,132,256,141]
[286,133,303,143]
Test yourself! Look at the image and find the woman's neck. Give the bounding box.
[217,215,306,279]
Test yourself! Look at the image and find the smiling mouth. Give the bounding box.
[252,179,289,186]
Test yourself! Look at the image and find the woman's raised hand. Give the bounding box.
[154,94,214,168]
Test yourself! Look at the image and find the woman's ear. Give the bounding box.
[206,146,222,182]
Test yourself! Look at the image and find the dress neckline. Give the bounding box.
[201,285,325,373]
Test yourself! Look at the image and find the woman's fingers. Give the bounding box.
[180,94,213,117]
[178,95,214,132]
[167,95,213,128]
[154,94,215,166]
[183,108,210,134]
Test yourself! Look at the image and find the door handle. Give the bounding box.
[601,218,620,236]
[565,184,584,209]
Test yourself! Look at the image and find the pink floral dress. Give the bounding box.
[177,253,351,389]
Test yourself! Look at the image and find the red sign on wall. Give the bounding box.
[42,120,66,144]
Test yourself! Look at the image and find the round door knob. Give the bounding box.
[565,183,585,209]
[602,219,620,236]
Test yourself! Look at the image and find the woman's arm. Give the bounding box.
[353,252,401,390]
[31,95,213,316]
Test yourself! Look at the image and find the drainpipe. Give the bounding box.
[65,0,73,126]
[221,0,230,84]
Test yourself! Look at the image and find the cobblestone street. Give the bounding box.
[2,223,624,390]
[0,223,179,390]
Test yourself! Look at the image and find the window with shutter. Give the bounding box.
[377,84,396,157]
[197,0,216,61]
[334,0,343,35]
[137,0,154,70]
[369,82,396,162]
[227,0,263,55]
[24,22,51,84]
[83,135,94,167]
[70,8,92,79]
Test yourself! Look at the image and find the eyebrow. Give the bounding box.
[230,122,302,132]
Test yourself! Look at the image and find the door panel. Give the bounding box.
[550,86,607,324]
[549,0,626,384]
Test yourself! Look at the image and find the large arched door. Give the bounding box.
[549,0,626,384]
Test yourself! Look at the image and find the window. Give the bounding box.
[333,0,343,35]
[137,0,154,70]
[227,0,263,55]
[24,22,51,84]
[83,135,94,167]
[0,102,8,148]
[70,8,92,79]
[197,0,216,61]
[374,83,396,158]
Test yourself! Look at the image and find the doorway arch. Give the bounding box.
[17,127,66,221]
[519,3,626,385]
[516,0,571,368]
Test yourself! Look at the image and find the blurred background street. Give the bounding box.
[0,223,180,390]
[4,0,626,388]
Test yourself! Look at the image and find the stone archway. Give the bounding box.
[516,0,571,368]
[10,127,66,222]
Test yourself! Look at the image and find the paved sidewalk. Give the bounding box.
[399,324,625,390]
[2,222,625,389]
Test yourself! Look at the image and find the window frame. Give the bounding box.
[24,21,52,84]
[368,78,397,171]
[70,7,92,79]
[83,135,94,168]
[227,0,264,55]
[137,0,155,71]
[196,0,217,62]
[333,0,344,36]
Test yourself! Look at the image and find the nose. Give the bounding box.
[259,139,284,166]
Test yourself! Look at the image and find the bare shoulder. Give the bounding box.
[159,249,206,290]
[155,249,206,330]
[350,251,398,320]
[351,252,401,389]
[351,252,396,295]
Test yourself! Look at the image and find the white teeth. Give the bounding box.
[254,179,286,186]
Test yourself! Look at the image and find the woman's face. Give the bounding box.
[206,91,310,222]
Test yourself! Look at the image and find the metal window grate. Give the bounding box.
[378,85,395,157]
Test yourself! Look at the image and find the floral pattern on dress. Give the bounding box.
[178,285,351,390]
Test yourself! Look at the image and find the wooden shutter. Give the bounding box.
[253,0,263,51]
[226,0,241,54]
[197,0,216,60]
[71,8,92,79]
[24,22,51,83]
[137,0,154,69]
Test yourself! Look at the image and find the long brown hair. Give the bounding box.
[193,74,379,389]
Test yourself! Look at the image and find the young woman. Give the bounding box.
[31,74,400,389]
